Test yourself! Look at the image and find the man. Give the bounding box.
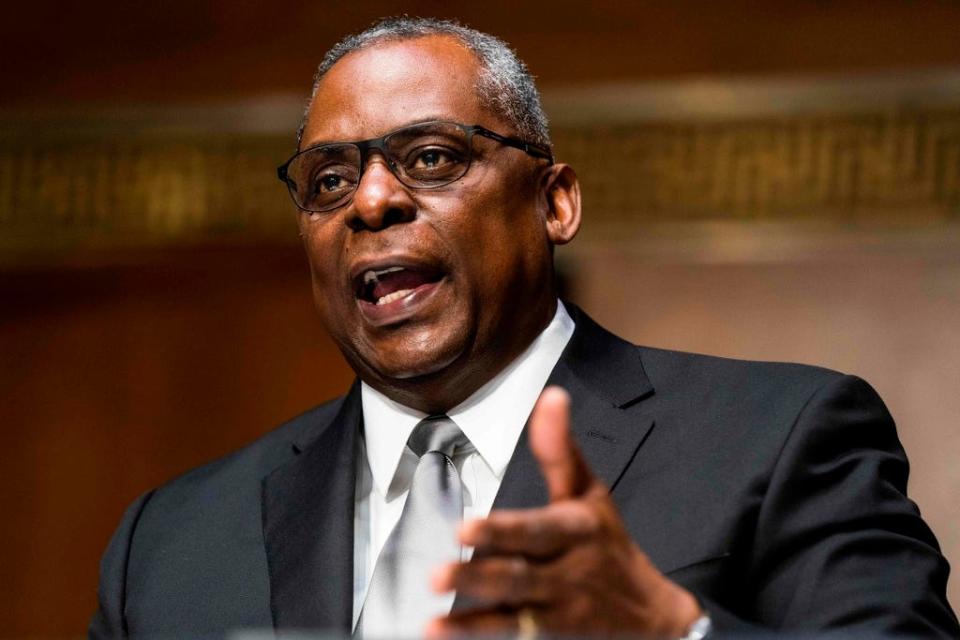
[91,18,959,638]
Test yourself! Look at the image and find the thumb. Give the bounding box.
[528,386,595,501]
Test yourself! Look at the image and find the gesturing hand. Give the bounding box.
[429,386,702,638]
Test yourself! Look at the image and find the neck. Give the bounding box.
[364,300,558,414]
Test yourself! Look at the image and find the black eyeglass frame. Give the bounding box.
[276,120,554,213]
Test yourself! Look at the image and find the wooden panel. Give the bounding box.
[0,247,354,636]
[3,1,960,104]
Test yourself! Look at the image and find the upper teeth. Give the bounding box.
[363,266,405,284]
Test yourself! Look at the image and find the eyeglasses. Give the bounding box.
[277,120,553,213]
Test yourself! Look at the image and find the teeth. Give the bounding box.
[364,266,405,285]
[376,288,414,305]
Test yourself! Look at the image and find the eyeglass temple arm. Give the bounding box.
[474,127,554,163]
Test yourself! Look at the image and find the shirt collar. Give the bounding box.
[361,301,575,497]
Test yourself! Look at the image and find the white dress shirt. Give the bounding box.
[352,301,575,630]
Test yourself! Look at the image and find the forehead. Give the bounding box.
[302,35,498,147]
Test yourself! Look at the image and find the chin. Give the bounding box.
[353,328,470,383]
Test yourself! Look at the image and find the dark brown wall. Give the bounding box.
[4,1,960,105]
[0,248,354,635]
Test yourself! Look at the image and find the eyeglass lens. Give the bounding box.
[285,121,474,212]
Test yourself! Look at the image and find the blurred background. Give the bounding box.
[1,1,959,636]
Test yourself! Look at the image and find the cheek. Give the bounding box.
[443,199,547,314]
[442,168,542,239]
[462,179,545,255]
[301,222,349,303]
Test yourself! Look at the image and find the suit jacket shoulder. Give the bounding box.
[558,305,958,635]
[148,394,346,506]
[91,393,352,638]
[92,306,959,637]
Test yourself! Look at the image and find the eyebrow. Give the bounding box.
[299,116,457,152]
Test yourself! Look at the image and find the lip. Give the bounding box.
[356,277,446,326]
[349,255,445,291]
[349,254,449,327]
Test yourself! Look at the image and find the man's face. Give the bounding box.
[298,36,559,410]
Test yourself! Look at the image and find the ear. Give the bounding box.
[540,163,582,245]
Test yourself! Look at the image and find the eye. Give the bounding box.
[412,147,456,169]
[317,173,345,193]
[311,165,356,194]
[401,145,467,183]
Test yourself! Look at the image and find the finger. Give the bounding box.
[528,386,595,501]
[427,606,530,638]
[458,501,600,557]
[432,557,553,605]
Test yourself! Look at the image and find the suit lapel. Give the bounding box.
[491,304,656,512]
[453,306,656,612]
[262,382,361,632]
[262,306,655,623]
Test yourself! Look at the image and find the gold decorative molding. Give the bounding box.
[1,71,959,257]
[0,133,295,247]
[558,109,960,230]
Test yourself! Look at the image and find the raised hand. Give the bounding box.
[428,386,702,637]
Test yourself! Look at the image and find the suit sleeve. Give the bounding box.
[729,374,959,636]
[89,490,154,640]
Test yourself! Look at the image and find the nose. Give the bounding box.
[346,155,417,231]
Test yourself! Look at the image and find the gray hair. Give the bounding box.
[296,17,551,150]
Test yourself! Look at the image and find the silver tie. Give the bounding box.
[358,416,468,638]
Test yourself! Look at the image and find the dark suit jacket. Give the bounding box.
[90,306,959,637]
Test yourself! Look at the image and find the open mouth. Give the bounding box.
[354,264,445,307]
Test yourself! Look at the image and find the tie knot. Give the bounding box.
[408,415,467,458]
